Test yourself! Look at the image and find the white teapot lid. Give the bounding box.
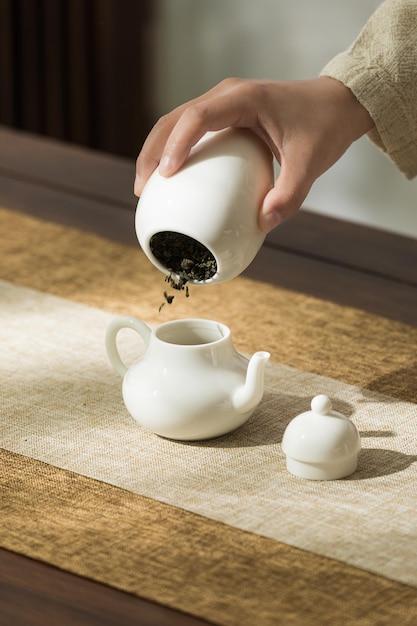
[281,395,361,480]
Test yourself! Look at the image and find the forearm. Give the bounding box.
[320,0,417,179]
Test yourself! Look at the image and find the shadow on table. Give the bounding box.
[348,448,417,480]
[179,393,354,448]
[180,392,417,479]
[366,363,417,404]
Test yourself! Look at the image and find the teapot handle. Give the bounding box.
[105,316,152,377]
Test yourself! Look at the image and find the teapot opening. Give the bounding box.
[150,231,217,285]
[155,319,227,346]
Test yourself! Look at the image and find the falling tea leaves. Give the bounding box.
[150,231,217,312]
[158,291,175,313]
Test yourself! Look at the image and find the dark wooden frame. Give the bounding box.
[0,0,155,158]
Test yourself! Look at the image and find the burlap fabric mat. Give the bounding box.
[1,208,417,625]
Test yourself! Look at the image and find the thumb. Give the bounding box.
[258,158,313,233]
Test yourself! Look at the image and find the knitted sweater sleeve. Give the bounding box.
[320,0,417,179]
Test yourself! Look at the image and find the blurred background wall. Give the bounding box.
[1,0,416,237]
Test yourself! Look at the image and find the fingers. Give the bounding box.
[259,156,313,233]
[155,105,214,177]
[135,110,184,196]
[134,105,211,197]
[134,155,159,197]
[135,79,258,196]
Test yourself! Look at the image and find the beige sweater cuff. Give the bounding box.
[320,0,417,179]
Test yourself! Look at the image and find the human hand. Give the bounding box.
[135,77,373,233]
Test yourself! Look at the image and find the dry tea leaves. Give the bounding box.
[150,231,217,312]
[158,291,175,313]
[150,231,217,281]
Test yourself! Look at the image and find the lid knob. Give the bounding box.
[311,394,332,415]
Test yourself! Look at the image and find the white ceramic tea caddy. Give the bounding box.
[135,127,273,285]
[281,395,361,480]
[106,316,270,441]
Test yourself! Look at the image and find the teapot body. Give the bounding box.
[106,317,269,440]
[123,336,250,440]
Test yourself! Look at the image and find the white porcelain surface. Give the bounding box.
[281,395,361,480]
[135,128,274,284]
[106,316,270,440]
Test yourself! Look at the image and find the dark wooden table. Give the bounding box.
[1,126,416,625]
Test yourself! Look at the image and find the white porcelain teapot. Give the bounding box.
[106,316,270,441]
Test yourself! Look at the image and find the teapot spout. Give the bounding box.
[232,351,270,414]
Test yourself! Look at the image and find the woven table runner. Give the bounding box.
[1,207,417,625]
